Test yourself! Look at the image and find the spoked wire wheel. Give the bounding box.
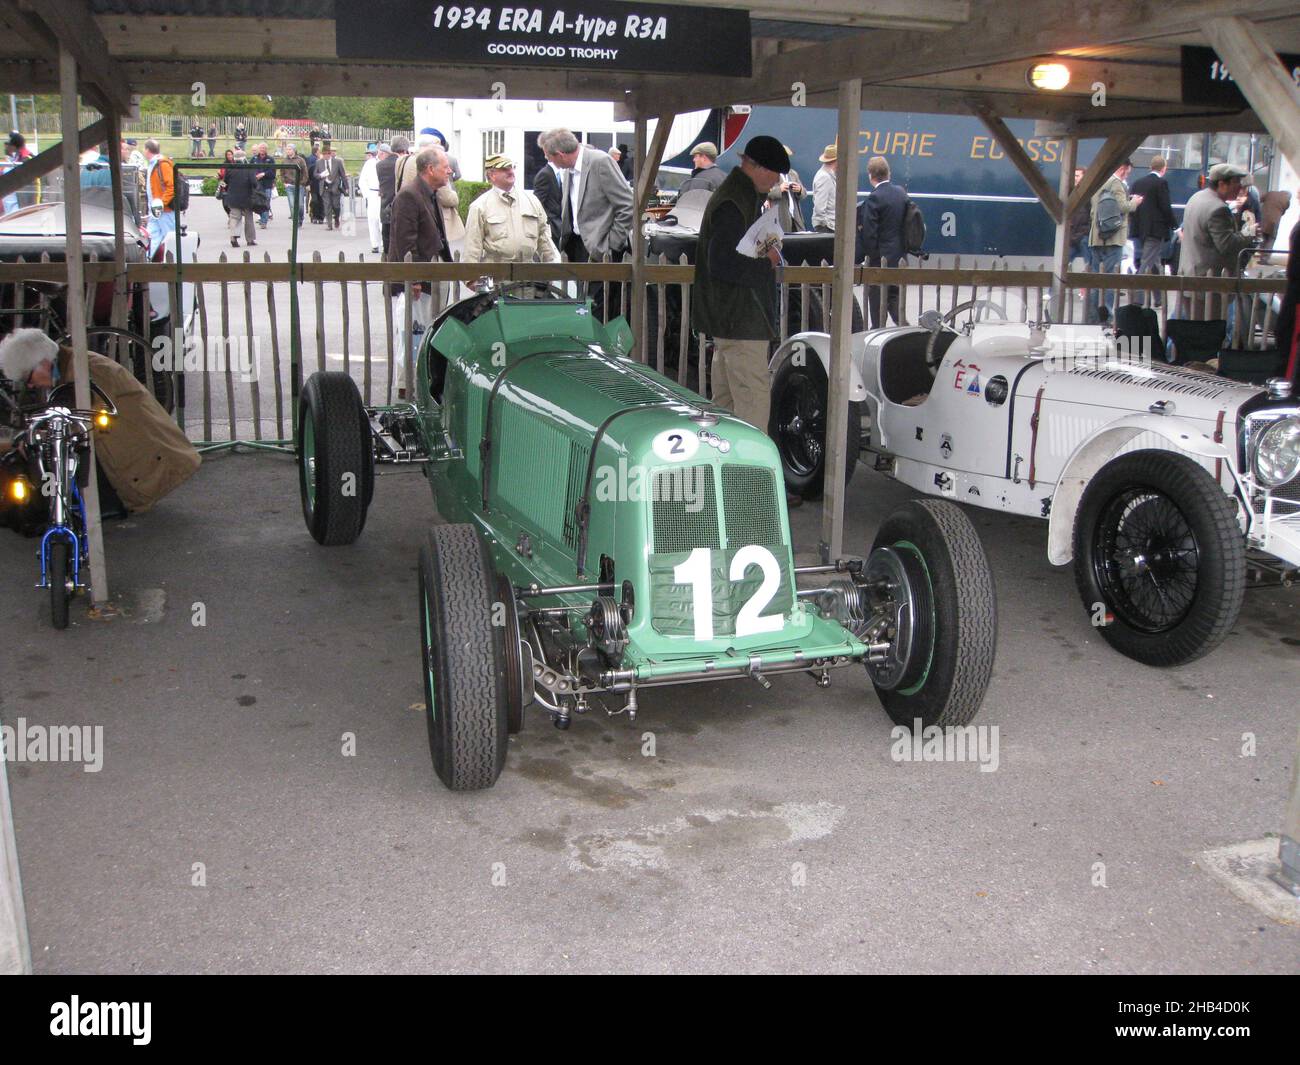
[776,369,824,479]
[1072,451,1245,666]
[768,351,860,500]
[1092,489,1199,633]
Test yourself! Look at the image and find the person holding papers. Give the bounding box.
[692,135,790,457]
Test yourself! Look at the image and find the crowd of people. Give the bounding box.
[15,116,1294,404]
[1068,155,1292,325]
[213,136,354,241]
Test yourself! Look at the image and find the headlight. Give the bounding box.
[6,475,31,503]
[1254,416,1300,487]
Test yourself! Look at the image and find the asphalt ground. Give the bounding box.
[2,450,1297,973]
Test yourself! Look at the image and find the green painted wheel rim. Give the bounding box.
[894,539,936,697]
[302,416,317,512]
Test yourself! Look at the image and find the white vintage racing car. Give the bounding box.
[769,314,1300,666]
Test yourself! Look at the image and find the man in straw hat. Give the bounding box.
[812,143,838,233]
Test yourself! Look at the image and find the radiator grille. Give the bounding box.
[1254,477,1300,516]
[651,466,719,553]
[721,466,784,547]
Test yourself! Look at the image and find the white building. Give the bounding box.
[413,98,712,184]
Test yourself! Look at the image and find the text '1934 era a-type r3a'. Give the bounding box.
[294,282,997,790]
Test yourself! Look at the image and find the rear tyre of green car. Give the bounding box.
[298,371,374,545]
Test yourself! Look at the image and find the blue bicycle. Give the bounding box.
[3,379,115,627]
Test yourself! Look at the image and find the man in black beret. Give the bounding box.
[693,136,789,449]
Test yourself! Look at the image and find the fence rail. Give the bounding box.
[0,256,1287,446]
[23,111,412,146]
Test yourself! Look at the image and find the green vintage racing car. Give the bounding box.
[296,281,998,790]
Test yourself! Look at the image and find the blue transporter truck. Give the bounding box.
[688,106,1265,258]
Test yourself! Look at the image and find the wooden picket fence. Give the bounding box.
[0,253,1288,445]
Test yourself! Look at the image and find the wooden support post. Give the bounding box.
[1201,17,1300,176]
[1281,724,1300,890]
[631,111,648,363]
[0,725,31,973]
[106,108,128,331]
[972,102,1062,223]
[635,111,675,216]
[820,77,862,564]
[1050,137,1077,323]
[60,47,109,606]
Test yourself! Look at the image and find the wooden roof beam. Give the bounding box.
[1201,16,1300,175]
[647,0,1300,114]
[1064,133,1145,220]
[3,0,132,117]
[970,100,1063,223]
[114,59,646,103]
[0,117,108,199]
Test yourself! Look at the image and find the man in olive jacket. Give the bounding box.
[1086,159,1142,323]
[693,135,788,435]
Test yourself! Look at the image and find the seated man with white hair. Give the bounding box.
[0,329,200,522]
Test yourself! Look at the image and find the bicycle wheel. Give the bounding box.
[61,326,174,414]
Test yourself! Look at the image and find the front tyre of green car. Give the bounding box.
[298,371,374,545]
[418,523,510,791]
[865,499,997,728]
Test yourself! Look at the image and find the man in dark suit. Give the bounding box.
[856,155,910,328]
[313,141,348,231]
[1129,155,1179,305]
[533,132,564,248]
[377,135,410,256]
[387,147,453,398]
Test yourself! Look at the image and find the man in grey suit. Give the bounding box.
[1179,162,1259,320]
[314,141,348,231]
[545,128,634,317]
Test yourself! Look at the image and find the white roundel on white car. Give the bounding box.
[652,428,700,463]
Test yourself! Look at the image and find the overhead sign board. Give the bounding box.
[1181,44,1300,108]
[336,2,752,77]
